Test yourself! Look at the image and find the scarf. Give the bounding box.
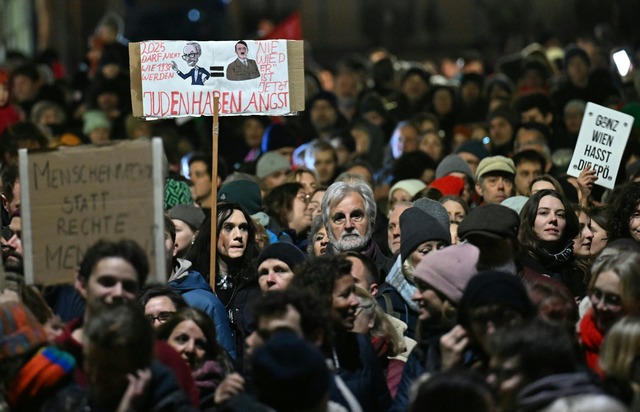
[7,346,75,408]
[533,240,574,264]
[579,309,604,376]
[370,336,390,360]
[192,360,225,392]
[385,257,420,313]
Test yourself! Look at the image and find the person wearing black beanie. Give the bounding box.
[458,271,537,330]
[376,207,451,341]
[252,331,332,412]
[256,242,307,292]
[440,271,537,371]
[399,207,451,277]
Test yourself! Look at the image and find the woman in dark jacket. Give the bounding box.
[186,202,261,371]
[292,254,392,412]
[518,189,582,296]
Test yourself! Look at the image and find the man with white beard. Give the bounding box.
[322,181,393,277]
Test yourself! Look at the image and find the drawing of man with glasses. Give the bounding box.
[171,42,210,85]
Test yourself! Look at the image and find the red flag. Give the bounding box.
[260,11,302,40]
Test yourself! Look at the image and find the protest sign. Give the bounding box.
[130,39,304,118]
[19,139,166,286]
[567,102,635,190]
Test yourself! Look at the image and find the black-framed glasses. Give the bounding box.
[145,312,174,324]
[182,53,199,60]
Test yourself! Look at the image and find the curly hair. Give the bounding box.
[608,182,640,242]
[518,189,579,255]
[251,288,334,354]
[290,254,352,306]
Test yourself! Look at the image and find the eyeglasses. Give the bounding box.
[296,193,311,203]
[182,53,199,60]
[145,312,174,324]
[590,288,622,308]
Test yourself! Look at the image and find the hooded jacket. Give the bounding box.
[169,259,236,359]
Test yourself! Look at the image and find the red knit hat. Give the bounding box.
[429,175,465,197]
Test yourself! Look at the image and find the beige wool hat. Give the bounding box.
[475,155,516,180]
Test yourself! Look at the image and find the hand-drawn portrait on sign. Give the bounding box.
[171,42,210,85]
[226,40,260,81]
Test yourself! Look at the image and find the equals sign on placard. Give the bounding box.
[209,66,224,77]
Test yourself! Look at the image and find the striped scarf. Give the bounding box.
[385,257,420,313]
[7,346,75,408]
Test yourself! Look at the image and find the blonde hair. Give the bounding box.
[599,316,640,382]
[590,247,640,316]
[401,258,416,283]
[354,286,404,356]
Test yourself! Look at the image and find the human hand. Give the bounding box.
[439,325,470,371]
[171,61,178,71]
[577,165,598,205]
[214,372,245,405]
[117,368,152,412]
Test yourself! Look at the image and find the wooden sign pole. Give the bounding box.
[209,97,219,291]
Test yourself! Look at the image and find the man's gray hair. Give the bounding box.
[185,41,201,54]
[321,181,376,231]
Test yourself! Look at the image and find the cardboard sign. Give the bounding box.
[19,139,166,286]
[129,40,305,118]
[567,102,635,190]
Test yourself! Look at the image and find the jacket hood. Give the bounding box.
[169,262,213,293]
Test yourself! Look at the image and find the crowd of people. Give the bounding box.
[4,10,640,412]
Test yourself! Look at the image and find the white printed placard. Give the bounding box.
[130,40,304,118]
[567,102,635,190]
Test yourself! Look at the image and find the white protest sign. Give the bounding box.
[567,102,635,190]
[130,40,305,118]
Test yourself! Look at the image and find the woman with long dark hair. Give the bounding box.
[518,189,582,296]
[185,202,261,370]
